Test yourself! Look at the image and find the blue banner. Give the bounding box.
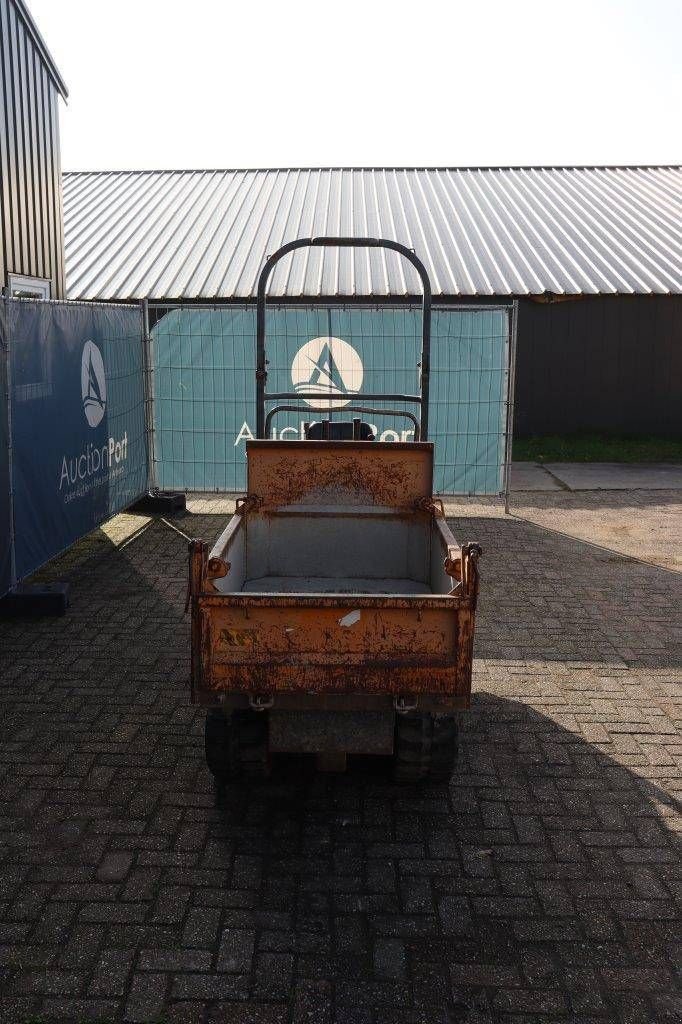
[8,300,147,581]
[153,306,509,494]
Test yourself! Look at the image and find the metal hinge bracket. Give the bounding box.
[236,493,263,515]
[414,496,445,518]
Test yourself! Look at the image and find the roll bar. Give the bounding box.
[255,237,432,440]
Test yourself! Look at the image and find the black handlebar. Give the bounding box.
[255,237,432,440]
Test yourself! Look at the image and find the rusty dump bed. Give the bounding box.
[188,441,480,708]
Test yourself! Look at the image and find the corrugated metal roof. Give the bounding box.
[62,167,682,300]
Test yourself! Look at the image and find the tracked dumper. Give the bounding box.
[188,238,482,782]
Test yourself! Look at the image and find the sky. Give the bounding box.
[28,0,682,171]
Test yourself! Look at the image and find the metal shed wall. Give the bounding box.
[0,0,66,297]
[514,295,682,437]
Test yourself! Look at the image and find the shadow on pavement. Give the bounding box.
[0,505,678,1023]
[211,691,679,1024]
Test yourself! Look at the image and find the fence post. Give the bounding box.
[503,299,519,515]
[2,290,17,589]
[141,298,158,494]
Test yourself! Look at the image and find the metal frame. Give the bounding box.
[255,238,433,440]
[503,300,519,515]
[6,295,138,310]
[140,298,158,493]
[149,301,511,313]
[264,405,420,439]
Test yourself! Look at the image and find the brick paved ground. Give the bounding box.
[0,489,680,1024]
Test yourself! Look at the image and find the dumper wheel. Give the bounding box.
[204,709,270,782]
[392,713,458,783]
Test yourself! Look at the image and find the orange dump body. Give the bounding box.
[189,440,480,710]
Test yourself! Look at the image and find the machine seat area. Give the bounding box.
[305,419,375,441]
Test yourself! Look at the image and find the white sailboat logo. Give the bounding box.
[81,341,107,428]
[291,337,363,409]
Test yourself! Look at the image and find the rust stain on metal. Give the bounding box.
[189,440,482,712]
[236,493,263,514]
[202,663,464,697]
[415,496,446,517]
[462,542,482,604]
[207,557,229,578]
[208,605,454,663]
[246,440,433,508]
[200,592,465,610]
[218,628,258,649]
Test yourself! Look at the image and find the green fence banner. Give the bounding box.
[152,306,509,495]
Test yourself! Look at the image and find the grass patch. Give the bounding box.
[513,434,682,463]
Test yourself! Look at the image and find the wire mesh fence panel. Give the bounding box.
[151,304,510,494]
[431,308,509,494]
[5,298,147,581]
[153,307,253,492]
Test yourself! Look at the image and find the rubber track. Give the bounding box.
[393,713,459,783]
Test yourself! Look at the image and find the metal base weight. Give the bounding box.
[0,582,70,617]
[131,491,186,515]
